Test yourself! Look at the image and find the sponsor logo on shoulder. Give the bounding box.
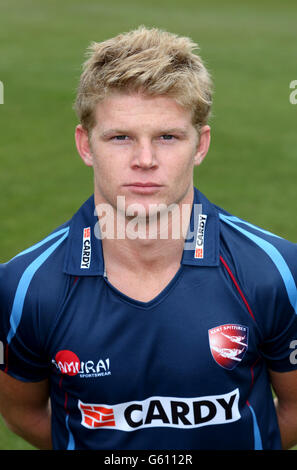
[194,214,207,259]
[208,324,248,370]
[81,227,91,269]
[78,388,240,431]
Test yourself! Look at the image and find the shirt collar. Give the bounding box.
[63,187,220,276]
[180,187,220,267]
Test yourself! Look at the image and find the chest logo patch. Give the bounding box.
[78,389,240,431]
[52,350,111,378]
[208,324,248,370]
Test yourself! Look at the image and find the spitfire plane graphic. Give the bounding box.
[221,333,247,347]
[211,346,244,361]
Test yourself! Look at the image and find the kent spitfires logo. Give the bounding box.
[208,324,248,370]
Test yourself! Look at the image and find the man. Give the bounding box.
[1,26,297,451]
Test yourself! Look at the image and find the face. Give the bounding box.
[75,91,210,217]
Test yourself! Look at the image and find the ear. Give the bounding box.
[75,124,94,167]
[193,125,211,166]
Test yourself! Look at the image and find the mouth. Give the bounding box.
[123,182,163,194]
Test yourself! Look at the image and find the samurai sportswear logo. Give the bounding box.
[208,324,248,370]
[52,350,111,378]
[78,389,240,431]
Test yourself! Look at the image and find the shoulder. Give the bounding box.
[216,204,297,278]
[0,221,73,339]
[215,204,297,330]
[0,193,97,314]
[0,221,71,292]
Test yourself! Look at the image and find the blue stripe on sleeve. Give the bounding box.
[219,215,282,239]
[7,228,69,344]
[247,403,263,450]
[65,414,75,450]
[8,227,70,262]
[219,214,297,315]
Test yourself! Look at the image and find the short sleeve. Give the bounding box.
[260,312,297,372]
[255,241,297,372]
[0,261,50,382]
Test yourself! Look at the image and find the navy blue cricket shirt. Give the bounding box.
[1,187,297,450]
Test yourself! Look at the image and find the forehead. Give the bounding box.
[93,91,193,131]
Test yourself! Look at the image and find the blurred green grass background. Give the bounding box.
[0,0,296,450]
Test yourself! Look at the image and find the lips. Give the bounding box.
[123,182,163,194]
[124,182,162,187]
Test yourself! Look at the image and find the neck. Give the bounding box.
[94,187,194,273]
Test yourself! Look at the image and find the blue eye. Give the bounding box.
[161,135,175,140]
[113,135,128,140]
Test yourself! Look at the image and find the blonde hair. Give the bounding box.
[74,26,213,134]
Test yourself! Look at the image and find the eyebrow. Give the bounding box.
[100,129,128,138]
[159,128,189,136]
[100,127,190,138]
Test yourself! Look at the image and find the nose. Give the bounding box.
[131,139,158,170]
